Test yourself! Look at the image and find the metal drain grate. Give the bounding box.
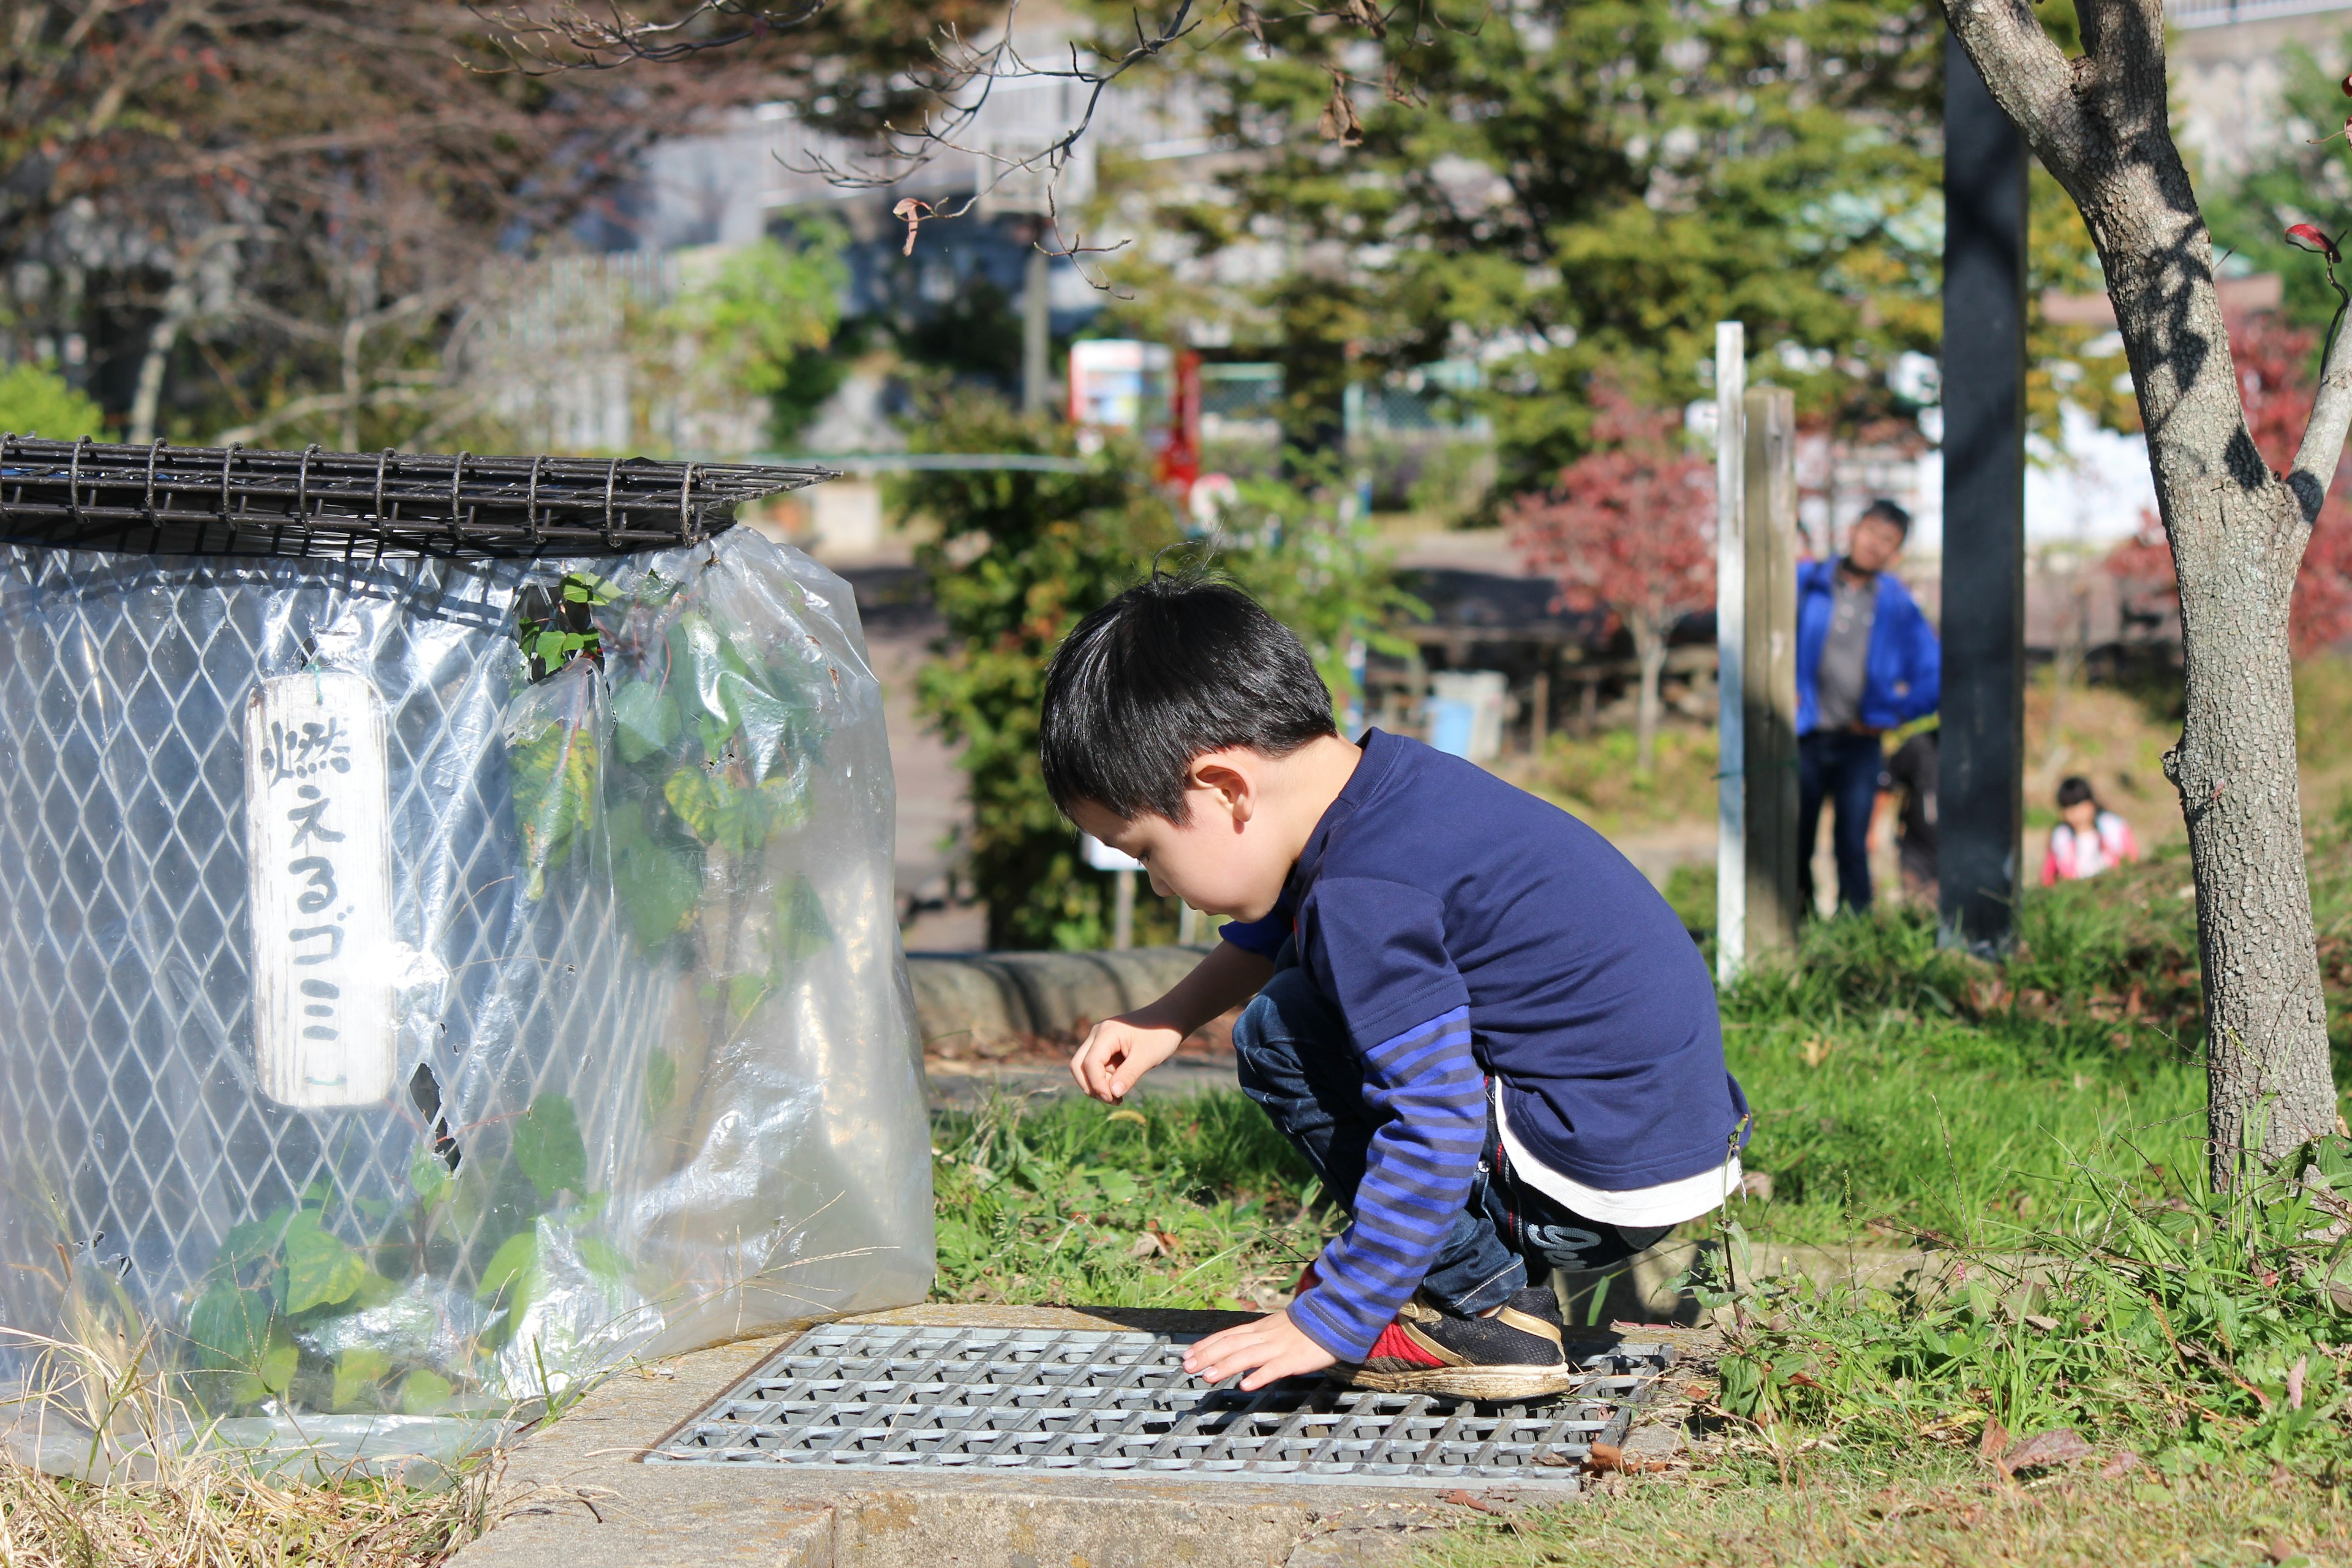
[643,1322,1672,1489]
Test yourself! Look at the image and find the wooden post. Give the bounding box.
[1743,387,1801,959]
[1113,869,1136,950]
[1714,322,1747,982]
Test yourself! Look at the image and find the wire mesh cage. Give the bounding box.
[0,436,835,559]
[0,445,932,1469]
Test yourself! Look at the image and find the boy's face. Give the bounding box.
[1068,750,1295,922]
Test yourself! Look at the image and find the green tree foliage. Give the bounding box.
[1096,0,2132,484]
[903,396,1182,951]
[0,362,104,439]
[662,224,851,446]
[905,397,1414,949]
[1104,0,1943,488]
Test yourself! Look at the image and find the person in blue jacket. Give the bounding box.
[1796,499,1940,914]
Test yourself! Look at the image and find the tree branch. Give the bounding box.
[1942,0,2086,159]
[2291,312,2352,526]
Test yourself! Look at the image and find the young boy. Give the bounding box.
[1042,574,1749,1401]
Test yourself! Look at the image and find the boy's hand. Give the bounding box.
[1070,1015,1185,1102]
[1182,1309,1338,1390]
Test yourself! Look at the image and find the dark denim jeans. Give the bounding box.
[1798,729,1885,913]
[1230,951,1668,1321]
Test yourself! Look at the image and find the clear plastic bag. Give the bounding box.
[0,527,933,1458]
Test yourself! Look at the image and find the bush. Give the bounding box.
[903,401,1414,950]
[0,361,104,439]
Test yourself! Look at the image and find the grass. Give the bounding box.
[1422,1458,2352,1567]
[927,1090,1324,1312]
[1506,724,1720,838]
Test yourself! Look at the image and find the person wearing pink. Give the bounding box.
[2041,775,2138,886]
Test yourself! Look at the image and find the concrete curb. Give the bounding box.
[906,946,1209,1050]
[451,1305,1568,1568]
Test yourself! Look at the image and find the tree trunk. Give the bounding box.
[1630,612,1666,777]
[1948,0,2346,1185]
[127,277,195,447]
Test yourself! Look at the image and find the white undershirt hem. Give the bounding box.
[1493,1083,1741,1229]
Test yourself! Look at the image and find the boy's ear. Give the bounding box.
[1189,751,1256,826]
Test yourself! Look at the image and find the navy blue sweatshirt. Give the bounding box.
[1221,729,1747,1359]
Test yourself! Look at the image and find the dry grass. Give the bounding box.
[0,1460,492,1568]
[0,1283,495,1568]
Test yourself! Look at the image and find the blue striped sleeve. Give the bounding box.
[1288,1005,1485,1361]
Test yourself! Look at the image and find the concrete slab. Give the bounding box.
[454,1305,1631,1568]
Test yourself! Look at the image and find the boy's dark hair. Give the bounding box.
[2057,775,2097,810]
[1041,573,1336,822]
[1860,499,1912,536]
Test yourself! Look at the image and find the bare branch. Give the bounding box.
[466,0,828,73]
[781,0,1204,244]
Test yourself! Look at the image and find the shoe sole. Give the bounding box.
[1336,1363,1575,1400]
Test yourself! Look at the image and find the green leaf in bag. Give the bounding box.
[513,1095,587,1201]
[332,1346,391,1410]
[507,703,601,900]
[609,800,701,951]
[409,1142,454,1208]
[774,874,834,965]
[401,1371,454,1415]
[189,1281,276,1369]
[281,1210,367,1315]
[477,1230,538,1306]
[664,765,808,858]
[612,680,680,765]
[645,1050,677,1123]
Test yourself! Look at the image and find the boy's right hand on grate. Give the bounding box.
[1069,1015,1185,1103]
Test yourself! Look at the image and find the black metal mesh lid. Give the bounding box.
[0,435,837,559]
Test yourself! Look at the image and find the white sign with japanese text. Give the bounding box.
[245,671,396,1108]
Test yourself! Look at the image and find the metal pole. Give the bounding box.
[1939,32,2029,955]
[1714,322,1747,982]
[1113,868,1136,951]
[1743,386,1801,959]
[1022,246,1052,415]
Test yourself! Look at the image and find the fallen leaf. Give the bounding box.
[1128,1232,1169,1258]
[2290,1354,2308,1411]
[2021,1313,2059,1332]
[1584,1443,1624,1475]
[2098,1450,2142,1480]
[1799,1036,1833,1068]
[1441,1488,1506,1514]
[1998,1427,2095,1478]
[1978,1417,2010,1466]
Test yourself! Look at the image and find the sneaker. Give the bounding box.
[1337,1286,1572,1400]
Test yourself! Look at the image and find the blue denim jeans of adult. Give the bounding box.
[1798,729,1885,914]
[1229,949,1669,1325]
